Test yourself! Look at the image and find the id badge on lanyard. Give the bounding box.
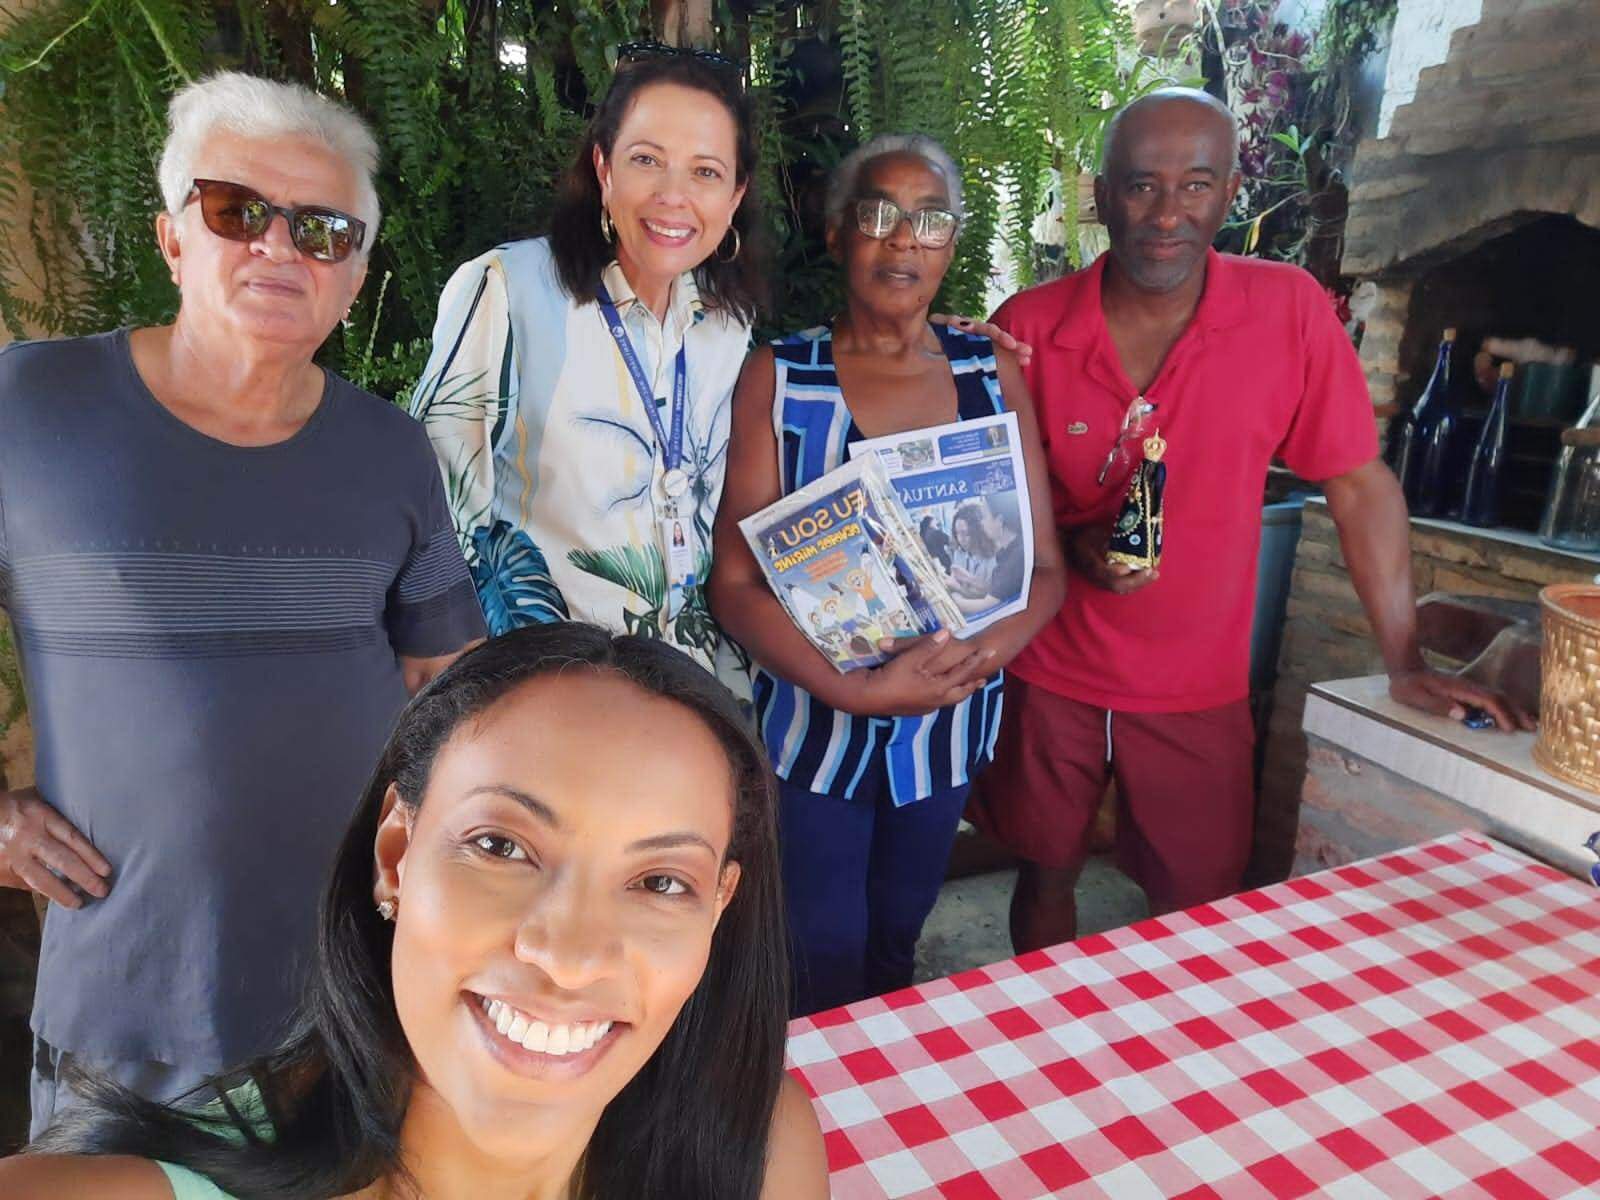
[596,281,694,625]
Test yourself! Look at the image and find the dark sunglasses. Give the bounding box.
[185,178,367,264]
[853,198,960,249]
[615,40,747,74]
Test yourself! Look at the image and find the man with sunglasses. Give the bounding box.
[973,89,1530,954]
[0,73,484,1135]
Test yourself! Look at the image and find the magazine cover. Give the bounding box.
[738,454,965,672]
[849,411,1034,633]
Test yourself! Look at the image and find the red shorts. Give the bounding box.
[970,675,1255,913]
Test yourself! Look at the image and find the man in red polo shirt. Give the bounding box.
[976,89,1529,952]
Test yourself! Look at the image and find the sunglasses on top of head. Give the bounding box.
[853,198,959,249]
[614,40,747,75]
[185,179,367,264]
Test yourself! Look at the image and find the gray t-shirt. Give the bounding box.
[0,329,485,1072]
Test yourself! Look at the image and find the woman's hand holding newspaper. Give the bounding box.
[848,631,998,717]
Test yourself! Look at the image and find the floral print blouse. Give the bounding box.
[411,237,752,697]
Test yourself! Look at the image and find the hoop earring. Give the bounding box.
[600,207,615,242]
[717,226,742,262]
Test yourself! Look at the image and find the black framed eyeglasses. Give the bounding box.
[615,40,747,74]
[853,198,960,249]
[185,178,367,264]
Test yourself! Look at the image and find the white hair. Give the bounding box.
[825,133,965,232]
[158,72,382,251]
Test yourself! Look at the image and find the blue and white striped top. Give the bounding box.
[753,325,1007,805]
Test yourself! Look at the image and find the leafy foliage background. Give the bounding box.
[0,0,1142,396]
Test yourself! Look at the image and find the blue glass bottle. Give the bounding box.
[1391,328,1457,515]
[1408,329,1459,518]
[1461,362,1514,527]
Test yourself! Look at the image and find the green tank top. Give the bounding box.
[154,1079,271,1200]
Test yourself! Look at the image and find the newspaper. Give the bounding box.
[738,454,965,673]
[849,410,1033,634]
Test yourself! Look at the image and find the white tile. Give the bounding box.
[1115,999,1171,1035]
[975,1040,1035,1081]
[1031,1096,1097,1142]
[1434,1043,1499,1082]
[1462,1120,1540,1169]
[899,1063,962,1104]
[1168,1135,1243,1183]
[1121,939,1176,970]
[1373,1062,1443,1104]
[786,1029,835,1067]
[1522,1096,1596,1143]
[1244,1106,1314,1152]
[927,990,985,1026]
[820,1086,882,1129]
[1391,1145,1470,1191]
[1046,1018,1107,1059]
[1236,1030,1300,1069]
[866,1149,936,1199]
[1088,1162,1166,1200]
[1105,1071,1169,1116]
[856,1010,913,1047]
[1169,983,1231,1017]
[1313,1085,1382,1127]
[952,1123,1018,1170]
[1172,1049,1234,1091]
[995,972,1051,1007]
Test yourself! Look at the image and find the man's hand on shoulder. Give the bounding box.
[0,787,112,906]
[1388,668,1535,733]
[928,314,1034,369]
[1064,525,1159,595]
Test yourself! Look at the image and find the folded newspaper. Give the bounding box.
[849,411,1033,634]
[738,454,965,672]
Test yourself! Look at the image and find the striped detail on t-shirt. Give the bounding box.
[12,549,403,658]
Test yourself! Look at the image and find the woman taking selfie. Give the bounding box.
[710,134,1067,1016]
[2,625,826,1198]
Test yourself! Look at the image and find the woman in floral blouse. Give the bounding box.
[412,47,764,696]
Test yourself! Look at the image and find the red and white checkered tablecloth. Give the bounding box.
[786,833,1600,1199]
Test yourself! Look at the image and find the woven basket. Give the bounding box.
[1533,583,1600,792]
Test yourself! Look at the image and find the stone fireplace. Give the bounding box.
[1342,0,1600,422]
[1255,0,1600,883]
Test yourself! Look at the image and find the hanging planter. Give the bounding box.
[1130,0,1199,57]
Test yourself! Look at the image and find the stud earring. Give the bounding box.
[377,898,397,921]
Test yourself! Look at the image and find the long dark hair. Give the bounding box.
[34,624,789,1199]
[548,55,766,324]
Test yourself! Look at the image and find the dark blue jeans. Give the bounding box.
[779,769,970,1017]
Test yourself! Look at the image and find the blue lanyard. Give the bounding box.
[596,280,687,477]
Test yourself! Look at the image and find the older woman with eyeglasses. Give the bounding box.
[0,72,484,1134]
[710,134,1067,1016]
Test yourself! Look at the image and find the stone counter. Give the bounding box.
[1295,674,1600,879]
[1253,500,1599,886]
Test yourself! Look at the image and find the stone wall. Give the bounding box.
[1252,505,1598,883]
[1376,0,1483,139]
[1343,0,1600,413]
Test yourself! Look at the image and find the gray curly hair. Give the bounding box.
[824,133,964,233]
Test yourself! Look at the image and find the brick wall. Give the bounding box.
[1251,504,1597,884]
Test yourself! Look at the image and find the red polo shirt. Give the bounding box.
[993,250,1377,712]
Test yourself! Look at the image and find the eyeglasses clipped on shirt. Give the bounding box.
[1096,396,1160,486]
